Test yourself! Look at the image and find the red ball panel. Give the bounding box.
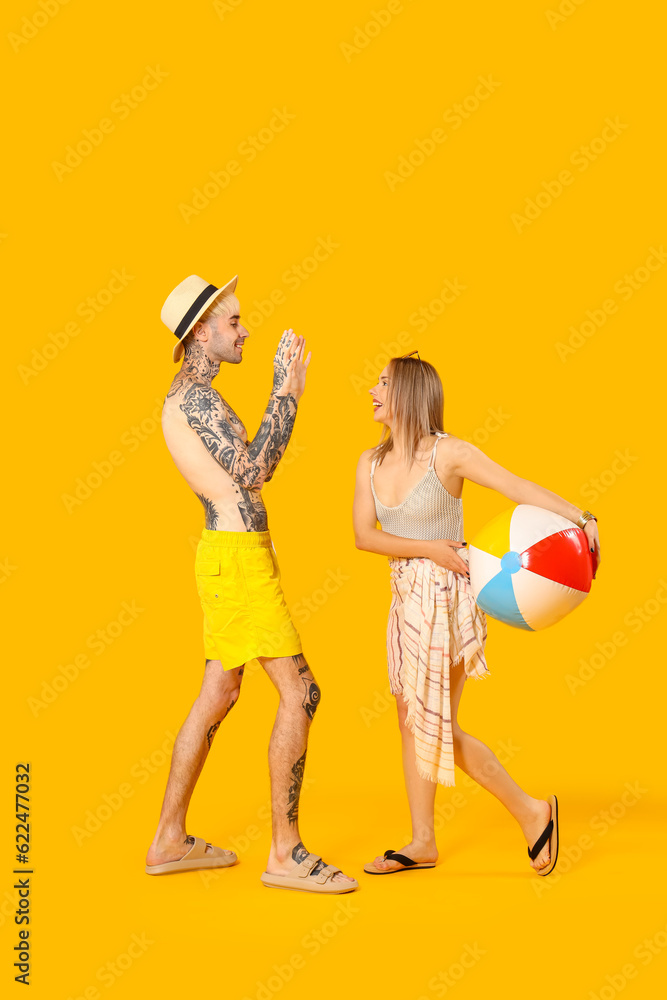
[520,526,593,593]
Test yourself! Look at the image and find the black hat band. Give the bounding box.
[174,284,218,339]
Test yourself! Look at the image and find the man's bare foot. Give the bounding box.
[146,833,222,867]
[367,840,438,872]
[521,799,553,871]
[267,840,356,885]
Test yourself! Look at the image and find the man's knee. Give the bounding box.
[300,673,321,721]
[200,687,241,751]
[291,654,321,720]
[200,661,243,717]
[276,655,322,720]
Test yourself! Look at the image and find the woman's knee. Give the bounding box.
[395,693,410,729]
[451,722,465,748]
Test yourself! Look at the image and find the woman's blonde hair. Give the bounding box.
[374,355,445,467]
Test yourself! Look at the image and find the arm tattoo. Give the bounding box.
[287,751,307,826]
[179,382,297,492]
[220,398,248,442]
[247,392,297,483]
[272,330,294,395]
[206,721,221,748]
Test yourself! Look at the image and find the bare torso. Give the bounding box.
[162,372,268,532]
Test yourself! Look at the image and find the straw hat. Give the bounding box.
[161,274,238,362]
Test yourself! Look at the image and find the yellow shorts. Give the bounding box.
[194,528,302,669]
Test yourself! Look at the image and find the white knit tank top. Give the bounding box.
[370,433,463,542]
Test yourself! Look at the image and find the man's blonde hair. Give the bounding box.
[183,292,241,350]
[182,292,240,348]
[198,292,240,326]
[374,356,445,467]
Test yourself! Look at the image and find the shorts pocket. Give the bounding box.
[195,559,222,607]
[196,560,221,576]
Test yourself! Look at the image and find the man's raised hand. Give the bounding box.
[273,329,311,400]
[272,328,296,393]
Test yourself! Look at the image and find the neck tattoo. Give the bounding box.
[181,341,220,383]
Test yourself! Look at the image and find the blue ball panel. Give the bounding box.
[476,570,534,631]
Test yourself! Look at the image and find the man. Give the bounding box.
[146,273,357,894]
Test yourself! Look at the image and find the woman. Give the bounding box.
[353,354,601,876]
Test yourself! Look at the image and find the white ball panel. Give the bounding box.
[510,504,579,555]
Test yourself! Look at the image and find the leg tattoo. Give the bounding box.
[206,722,221,749]
[205,699,237,750]
[292,840,308,863]
[301,678,321,719]
[291,655,321,719]
[287,751,307,826]
[291,839,326,876]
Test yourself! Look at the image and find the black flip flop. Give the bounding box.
[528,794,559,876]
[363,848,436,874]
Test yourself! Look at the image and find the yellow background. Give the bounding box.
[2,0,665,997]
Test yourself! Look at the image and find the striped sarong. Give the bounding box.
[386,552,489,786]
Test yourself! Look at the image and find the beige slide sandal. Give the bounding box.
[145,835,238,875]
[260,852,358,893]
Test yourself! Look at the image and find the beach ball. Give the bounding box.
[468,504,595,630]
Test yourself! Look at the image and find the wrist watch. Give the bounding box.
[576,510,598,529]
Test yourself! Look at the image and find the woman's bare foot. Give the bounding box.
[367,840,439,872]
[521,799,553,871]
[267,840,357,885]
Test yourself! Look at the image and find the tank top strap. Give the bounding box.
[427,432,449,470]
